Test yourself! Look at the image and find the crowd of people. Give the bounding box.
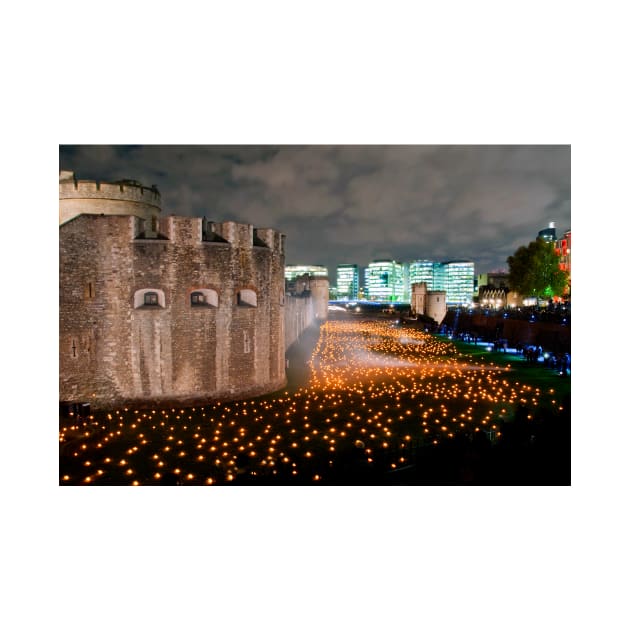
[436,329,571,376]
[517,344,570,374]
[475,304,570,325]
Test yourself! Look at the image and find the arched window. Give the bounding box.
[237,289,257,307]
[191,289,218,308]
[134,288,166,309]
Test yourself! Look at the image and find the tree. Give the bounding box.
[507,238,569,299]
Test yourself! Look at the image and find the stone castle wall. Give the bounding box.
[284,296,316,349]
[426,292,447,325]
[411,282,447,324]
[284,275,330,349]
[442,311,571,353]
[60,213,288,408]
[309,277,330,321]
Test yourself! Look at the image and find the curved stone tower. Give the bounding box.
[59,171,161,232]
[308,277,330,321]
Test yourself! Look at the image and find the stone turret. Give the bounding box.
[59,171,162,232]
[411,282,446,325]
[308,277,330,321]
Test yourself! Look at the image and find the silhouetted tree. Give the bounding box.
[507,238,568,299]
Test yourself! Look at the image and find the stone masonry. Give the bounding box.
[59,173,326,409]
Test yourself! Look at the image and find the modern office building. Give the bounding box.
[361,257,475,304]
[409,259,439,291]
[538,221,557,243]
[365,260,405,302]
[401,262,410,302]
[435,260,475,305]
[284,265,328,281]
[336,264,359,300]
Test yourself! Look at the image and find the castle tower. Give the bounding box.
[411,282,428,316]
[309,277,330,321]
[59,171,162,236]
[411,282,446,324]
[426,291,447,325]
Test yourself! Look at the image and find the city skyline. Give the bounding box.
[59,145,570,275]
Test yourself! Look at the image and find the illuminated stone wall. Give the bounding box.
[309,277,330,321]
[284,276,329,349]
[284,295,315,349]
[59,171,161,226]
[411,282,447,325]
[60,213,287,408]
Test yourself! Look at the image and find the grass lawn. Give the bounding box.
[446,337,571,407]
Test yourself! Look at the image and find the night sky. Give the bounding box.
[59,145,570,280]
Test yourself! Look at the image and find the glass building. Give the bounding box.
[401,262,410,302]
[284,265,329,281]
[336,264,359,300]
[435,261,475,305]
[365,260,405,302]
[408,259,439,291]
[538,221,557,243]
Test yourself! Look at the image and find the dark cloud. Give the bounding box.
[59,145,570,277]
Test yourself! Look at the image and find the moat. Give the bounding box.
[59,312,570,485]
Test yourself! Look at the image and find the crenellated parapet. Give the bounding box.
[139,216,286,253]
[59,171,161,225]
[201,219,285,254]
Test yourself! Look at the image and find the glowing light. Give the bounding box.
[59,318,559,486]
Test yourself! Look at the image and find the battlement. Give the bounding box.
[201,219,285,253]
[151,218,285,254]
[59,176,162,208]
[59,172,162,225]
[61,213,285,256]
